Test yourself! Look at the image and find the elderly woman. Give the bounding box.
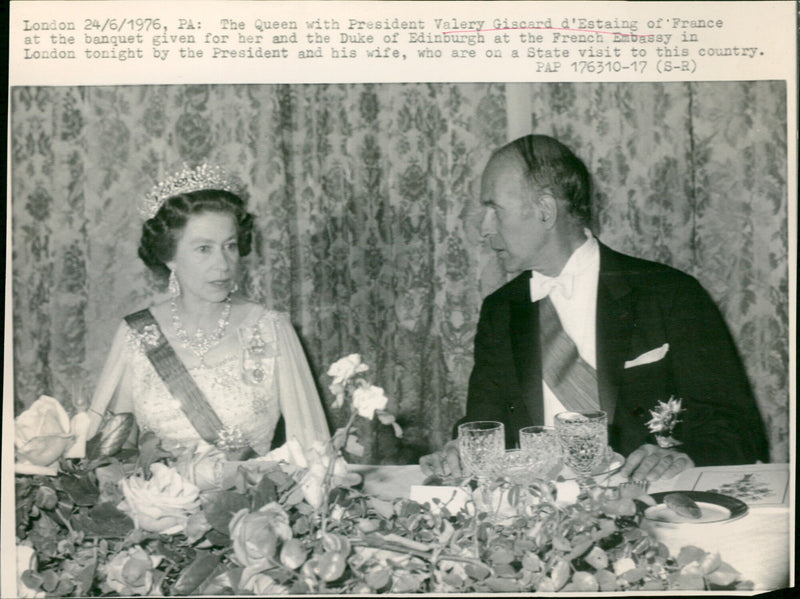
[87,164,330,469]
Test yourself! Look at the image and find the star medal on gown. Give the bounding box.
[243,326,267,383]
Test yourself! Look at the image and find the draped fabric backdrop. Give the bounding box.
[11,82,788,463]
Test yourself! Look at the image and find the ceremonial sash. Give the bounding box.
[124,309,228,446]
[539,297,600,412]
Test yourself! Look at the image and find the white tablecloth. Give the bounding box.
[644,463,792,591]
[351,462,792,592]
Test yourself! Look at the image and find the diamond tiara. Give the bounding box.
[141,163,243,220]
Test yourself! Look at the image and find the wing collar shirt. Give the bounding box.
[529,229,600,426]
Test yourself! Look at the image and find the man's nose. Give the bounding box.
[480,208,496,237]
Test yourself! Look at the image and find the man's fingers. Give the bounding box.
[623,444,696,482]
[419,454,433,476]
[620,446,649,478]
[420,442,463,478]
[419,453,442,476]
[643,454,673,481]
[444,445,462,478]
[631,452,661,481]
[661,453,694,480]
[660,459,683,480]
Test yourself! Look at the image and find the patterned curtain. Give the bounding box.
[10,82,788,462]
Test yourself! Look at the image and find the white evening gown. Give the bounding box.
[89,304,330,456]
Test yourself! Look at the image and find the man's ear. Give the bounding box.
[537,193,558,228]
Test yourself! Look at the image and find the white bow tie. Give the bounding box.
[530,271,575,302]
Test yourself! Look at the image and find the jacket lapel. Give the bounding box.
[508,272,545,426]
[596,244,635,425]
[506,244,635,428]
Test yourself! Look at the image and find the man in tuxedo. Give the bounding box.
[421,134,768,482]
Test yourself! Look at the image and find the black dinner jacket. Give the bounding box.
[456,243,769,466]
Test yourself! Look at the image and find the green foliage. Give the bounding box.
[15,422,752,596]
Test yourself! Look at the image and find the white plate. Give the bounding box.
[559,451,625,480]
[645,491,748,525]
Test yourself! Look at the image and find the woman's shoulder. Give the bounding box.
[119,303,170,339]
[111,309,157,354]
[235,300,289,327]
[139,301,169,322]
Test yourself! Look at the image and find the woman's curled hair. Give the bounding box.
[138,189,255,284]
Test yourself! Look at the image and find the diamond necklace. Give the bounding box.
[170,295,232,364]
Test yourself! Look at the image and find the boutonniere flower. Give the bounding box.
[645,396,684,448]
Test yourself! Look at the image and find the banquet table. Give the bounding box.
[350,462,792,592]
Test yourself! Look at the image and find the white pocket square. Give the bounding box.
[624,343,669,369]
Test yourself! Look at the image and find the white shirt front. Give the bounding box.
[529,230,600,425]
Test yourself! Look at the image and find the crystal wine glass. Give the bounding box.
[457,421,505,483]
[497,448,556,489]
[519,425,562,479]
[554,411,608,487]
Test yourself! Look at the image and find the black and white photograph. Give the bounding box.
[6,2,795,597]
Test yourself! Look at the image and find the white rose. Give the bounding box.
[327,354,369,386]
[229,502,293,574]
[352,384,388,420]
[118,463,200,534]
[15,396,75,475]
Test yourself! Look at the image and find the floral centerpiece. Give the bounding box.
[14,361,751,596]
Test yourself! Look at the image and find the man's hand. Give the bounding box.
[620,443,694,482]
[419,439,462,478]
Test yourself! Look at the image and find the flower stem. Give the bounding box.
[320,411,358,534]
[349,538,491,572]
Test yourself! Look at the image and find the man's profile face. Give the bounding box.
[479,152,546,273]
